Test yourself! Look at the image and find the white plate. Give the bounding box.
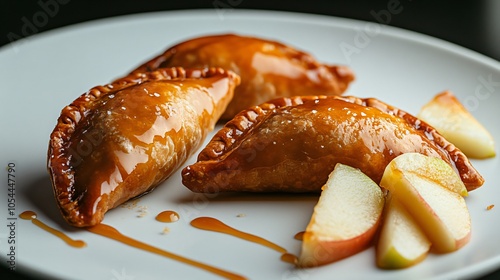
[1,9,499,280]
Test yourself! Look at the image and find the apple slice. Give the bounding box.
[380,155,471,253]
[376,192,431,269]
[298,163,384,267]
[418,91,495,159]
[385,152,467,197]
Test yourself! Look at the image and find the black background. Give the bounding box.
[1,0,499,60]
[1,0,499,279]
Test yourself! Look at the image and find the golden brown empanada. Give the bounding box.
[129,34,355,120]
[182,95,484,194]
[48,67,240,227]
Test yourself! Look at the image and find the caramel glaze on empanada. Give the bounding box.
[48,67,240,227]
[182,95,484,194]
[129,34,355,120]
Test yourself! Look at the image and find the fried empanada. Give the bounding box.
[129,34,355,120]
[182,95,484,194]
[48,67,240,227]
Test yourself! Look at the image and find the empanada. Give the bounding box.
[48,67,240,227]
[129,34,355,120]
[182,95,484,194]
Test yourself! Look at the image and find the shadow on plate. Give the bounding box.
[18,173,81,232]
[174,190,320,204]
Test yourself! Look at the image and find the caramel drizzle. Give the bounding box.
[155,210,180,223]
[294,231,305,241]
[87,223,246,280]
[19,211,86,248]
[280,253,299,264]
[190,217,297,264]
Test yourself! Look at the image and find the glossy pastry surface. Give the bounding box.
[130,34,355,120]
[48,67,240,227]
[182,96,484,194]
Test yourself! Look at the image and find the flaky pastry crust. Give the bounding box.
[129,33,355,120]
[182,95,484,193]
[48,67,240,227]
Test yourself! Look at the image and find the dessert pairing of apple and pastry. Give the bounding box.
[41,33,494,277]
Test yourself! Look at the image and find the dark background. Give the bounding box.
[1,0,499,279]
[1,0,499,60]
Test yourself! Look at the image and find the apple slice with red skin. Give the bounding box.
[298,163,385,267]
[380,153,472,254]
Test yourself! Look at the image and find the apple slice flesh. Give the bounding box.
[298,163,385,267]
[418,91,495,159]
[385,152,467,197]
[376,193,431,269]
[380,157,471,253]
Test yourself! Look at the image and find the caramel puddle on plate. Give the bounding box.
[280,253,299,264]
[191,217,298,265]
[294,231,305,241]
[19,211,86,248]
[156,210,180,223]
[87,223,246,280]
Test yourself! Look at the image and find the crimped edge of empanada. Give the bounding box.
[189,95,484,191]
[47,67,239,226]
